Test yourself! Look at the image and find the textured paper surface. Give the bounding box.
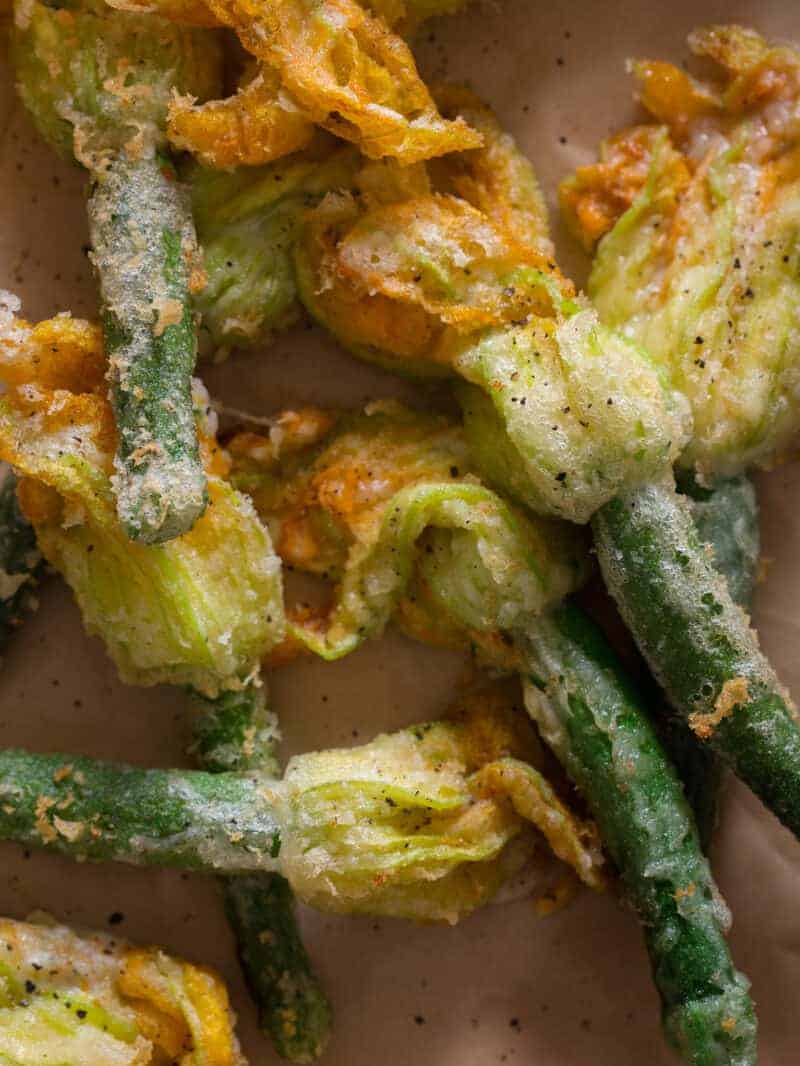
[1,1,800,1062]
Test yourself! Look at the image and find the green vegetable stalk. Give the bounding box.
[189,684,332,1063]
[595,479,800,838]
[520,605,756,1064]
[12,0,223,542]
[91,152,208,542]
[662,476,759,846]
[0,748,283,872]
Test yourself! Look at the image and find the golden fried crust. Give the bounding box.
[431,85,553,253]
[119,950,240,1065]
[561,25,800,250]
[631,60,720,137]
[199,0,481,162]
[444,682,545,769]
[559,125,691,251]
[168,67,315,168]
[333,195,568,331]
[0,315,106,394]
[301,195,444,362]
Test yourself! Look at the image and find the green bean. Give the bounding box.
[224,875,331,1064]
[89,152,207,543]
[660,476,759,847]
[12,0,223,543]
[594,478,800,839]
[0,749,281,873]
[189,685,332,1063]
[520,604,757,1064]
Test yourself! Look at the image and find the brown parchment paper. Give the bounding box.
[2,1,800,1062]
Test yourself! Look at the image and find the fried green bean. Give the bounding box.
[12,0,222,542]
[189,685,332,1063]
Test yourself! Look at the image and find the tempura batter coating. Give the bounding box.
[168,66,315,169]
[0,916,245,1065]
[0,295,283,695]
[561,24,800,482]
[294,96,690,522]
[194,0,481,163]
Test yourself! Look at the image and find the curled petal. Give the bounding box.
[202,0,482,162]
[331,194,568,332]
[431,85,553,254]
[168,67,315,168]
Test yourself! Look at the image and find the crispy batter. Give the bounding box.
[200,0,481,162]
[431,85,553,255]
[0,313,105,394]
[332,194,567,332]
[168,66,315,168]
[563,24,800,252]
[560,125,691,251]
[689,677,750,739]
[632,60,720,136]
[120,950,241,1065]
[475,760,606,891]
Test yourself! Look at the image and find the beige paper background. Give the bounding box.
[2,1,800,1062]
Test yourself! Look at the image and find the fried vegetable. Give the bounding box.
[520,606,757,1064]
[294,100,691,522]
[232,403,756,1064]
[0,690,604,923]
[684,474,759,617]
[105,0,222,26]
[11,1,221,166]
[0,916,246,1065]
[660,474,759,848]
[189,684,332,1063]
[168,66,315,170]
[228,404,589,658]
[555,25,800,849]
[0,300,284,695]
[12,0,223,542]
[198,0,481,163]
[595,477,800,842]
[89,151,210,543]
[187,141,358,358]
[560,24,800,483]
[224,875,332,1062]
[430,86,552,254]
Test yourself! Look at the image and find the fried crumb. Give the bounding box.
[689,677,749,739]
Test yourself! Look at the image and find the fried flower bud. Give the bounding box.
[228,404,589,659]
[277,685,604,922]
[0,294,283,695]
[198,0,482,163]
[294,131,690,521]
[560,24,800,481]
[186,139,358,358]
[168,65,315,170]
[0,915,246,1065]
